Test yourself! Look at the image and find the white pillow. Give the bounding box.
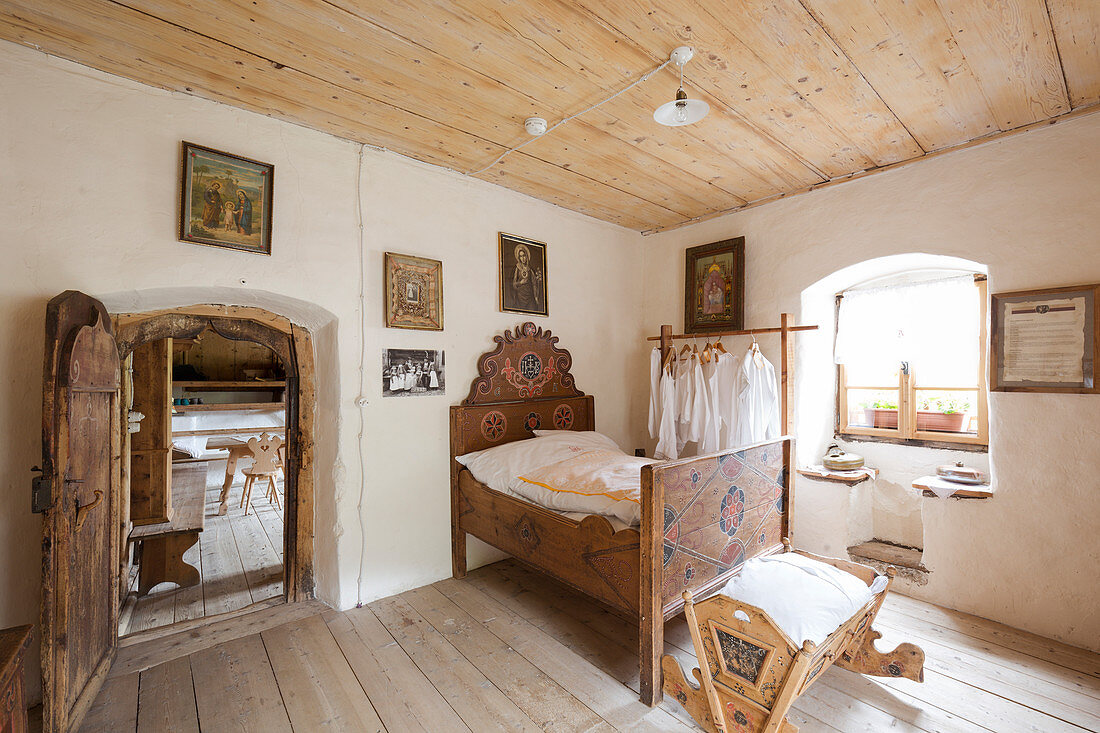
[531,429,621,451]
[718,553,875,646]
[455,431,622,492]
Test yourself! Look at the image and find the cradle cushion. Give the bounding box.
[718,553,877,646]
[455,430,621,493]
[511,449,654,525]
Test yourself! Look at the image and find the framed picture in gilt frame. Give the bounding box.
[685,237,745,333]
[384,252,444,330]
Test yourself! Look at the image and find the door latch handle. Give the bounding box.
[75,490,103,531]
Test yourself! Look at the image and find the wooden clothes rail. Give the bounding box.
[647,313,818,434]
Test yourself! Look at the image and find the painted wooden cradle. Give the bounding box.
[665,544,926,733]
[451,322,799,705]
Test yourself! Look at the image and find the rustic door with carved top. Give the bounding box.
[38,291,121,733]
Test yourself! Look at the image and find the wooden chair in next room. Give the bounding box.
[240,433,284,516]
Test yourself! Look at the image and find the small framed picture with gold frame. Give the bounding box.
[384,252,443,330]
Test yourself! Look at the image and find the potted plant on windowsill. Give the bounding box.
[916,397,970,432]
[862,399,898,429]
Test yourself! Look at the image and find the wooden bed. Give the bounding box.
[450,322,795,705]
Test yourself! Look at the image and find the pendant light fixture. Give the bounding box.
[653,46,709,127]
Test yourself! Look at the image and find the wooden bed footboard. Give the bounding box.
[640,437,793,705]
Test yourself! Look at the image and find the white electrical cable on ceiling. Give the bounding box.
[354,143,368,607]
[467,58,671,176]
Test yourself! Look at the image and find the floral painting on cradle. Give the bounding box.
[385,252,444,330]
[685,237,745,333]
[179,141,274,255]
[499,232,548,317]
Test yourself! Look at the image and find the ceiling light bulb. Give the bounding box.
[653,48,709,127]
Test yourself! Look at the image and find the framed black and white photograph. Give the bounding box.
[383,349,445,397]
[499,232,548,317]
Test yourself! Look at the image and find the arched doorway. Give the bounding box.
[38,294,319,731]
[113,304,316,607]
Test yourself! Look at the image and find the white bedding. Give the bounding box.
[455,431,645,526]
[718,553,886,646]
[511,449,653,525]
[171,436,207,458]
[455,430,621,492]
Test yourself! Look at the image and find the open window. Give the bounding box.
[836,273,988,449]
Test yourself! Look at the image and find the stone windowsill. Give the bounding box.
[797,465,878,485]
[912,475,993,500]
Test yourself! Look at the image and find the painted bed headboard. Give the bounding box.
[450,322,595,457]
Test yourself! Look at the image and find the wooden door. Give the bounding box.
[129,337,173,524]
[39,291,122,733]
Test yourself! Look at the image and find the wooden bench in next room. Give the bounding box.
[130,462,207,595]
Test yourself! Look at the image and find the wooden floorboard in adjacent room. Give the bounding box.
[122,477,285,636]
[83,559,1100,733]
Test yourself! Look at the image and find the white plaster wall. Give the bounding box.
[640,113,1100,651]
[0,41,645,701]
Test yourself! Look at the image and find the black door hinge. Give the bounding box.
[31,472,50,514]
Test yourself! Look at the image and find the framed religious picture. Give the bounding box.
[684,237,745,333]
[991,282,1099,393]
[179,142,274,255]
[384,252,444,330]
[499,232,548,317]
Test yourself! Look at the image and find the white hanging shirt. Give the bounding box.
[699,355,722,454]
[670,355,689,452]
[654,359,679,460]
[712,351,741,450]
[732,349,780,447]
[686,356,707,444]
[647,347,661,439]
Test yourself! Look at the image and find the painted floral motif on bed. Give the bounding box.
[656,442,788,608]
[463,322,583,405]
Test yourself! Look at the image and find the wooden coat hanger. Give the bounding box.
[714,335,729,355]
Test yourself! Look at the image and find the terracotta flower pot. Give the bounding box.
[916,411,967,432]
[863,408,898,429]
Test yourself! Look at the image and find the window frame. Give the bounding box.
[836,275,989,450]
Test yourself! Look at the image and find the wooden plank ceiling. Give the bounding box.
[2,0,1097,232]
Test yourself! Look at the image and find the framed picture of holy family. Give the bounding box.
[684,237,745,333]
[179,141,274,255]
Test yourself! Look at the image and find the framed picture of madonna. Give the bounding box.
[179,141,274,255]
[499,232,548,317]
[685,237,745,333]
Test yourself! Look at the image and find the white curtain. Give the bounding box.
[834,275,980,387]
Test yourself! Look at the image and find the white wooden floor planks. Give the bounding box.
[83,558,1100,733]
